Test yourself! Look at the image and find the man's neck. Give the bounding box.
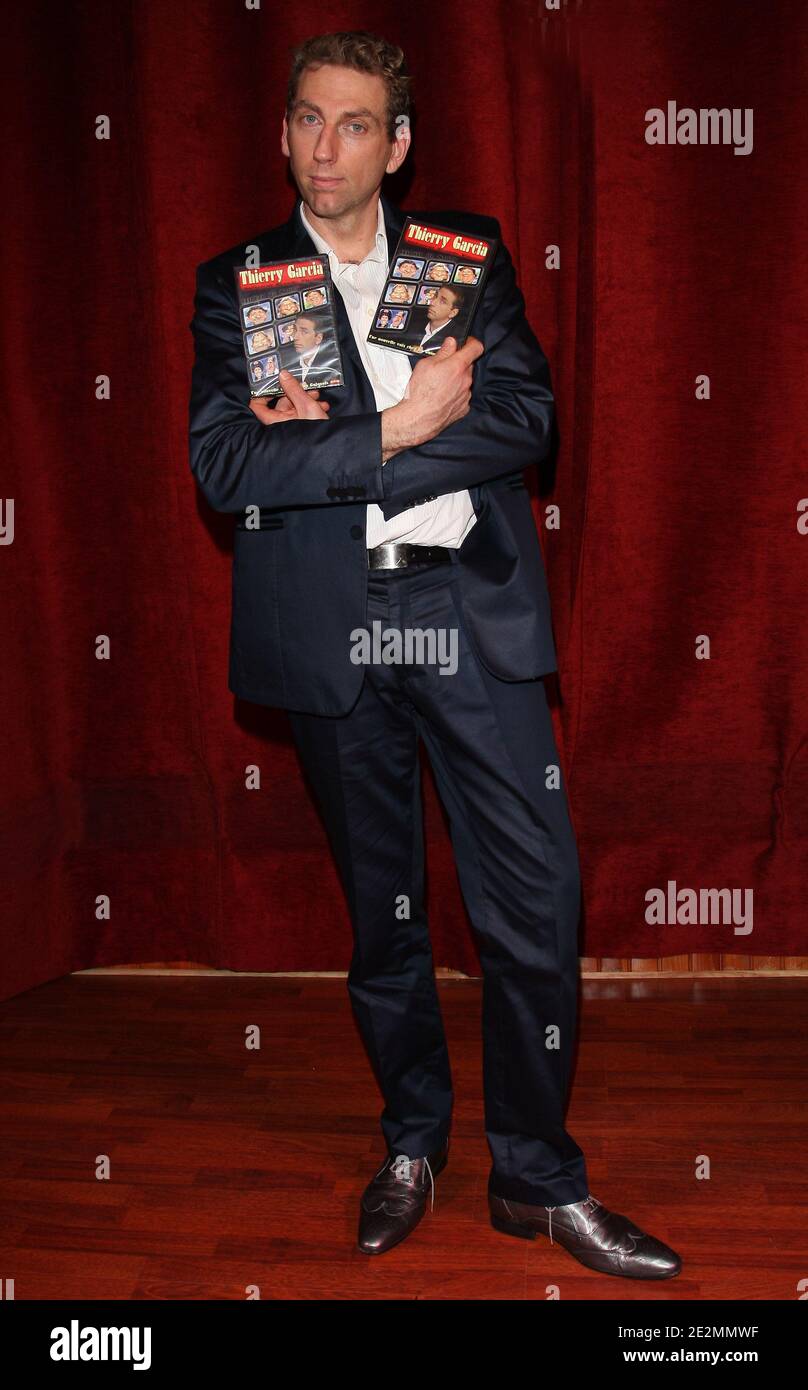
[301,192,381,264]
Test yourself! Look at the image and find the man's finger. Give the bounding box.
[457,335,484,361]
[279,369,330,418]
[278,368,309,404]
[250,398,293,426]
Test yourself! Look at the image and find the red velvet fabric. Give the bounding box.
[3,0,806,1001]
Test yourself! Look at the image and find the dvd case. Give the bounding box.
[366,217,499,357]
[233,256,345,396]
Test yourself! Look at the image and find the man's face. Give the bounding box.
[428,287,460,323]
[293,317,322,353]
[281,63,409,218]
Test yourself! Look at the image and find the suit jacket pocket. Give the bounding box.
[235,509,285,531]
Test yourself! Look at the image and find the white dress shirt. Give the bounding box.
[300,198,477,549]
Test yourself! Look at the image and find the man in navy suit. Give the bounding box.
[413,283,466,352]
[189,30,681,1280]
[289,310,342,387]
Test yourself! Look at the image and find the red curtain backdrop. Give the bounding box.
[2,0,806,1002]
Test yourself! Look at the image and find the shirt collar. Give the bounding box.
[299,196,388,269]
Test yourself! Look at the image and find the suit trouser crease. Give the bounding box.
[288,559,589,1206]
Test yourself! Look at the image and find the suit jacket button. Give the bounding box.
[350,524,363,539]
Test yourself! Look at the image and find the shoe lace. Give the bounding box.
[544,1193,599,1244]
[391,1153,437,1211]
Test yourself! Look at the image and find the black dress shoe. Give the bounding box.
[358,1140,449,1255]
[489,1191,681,1279]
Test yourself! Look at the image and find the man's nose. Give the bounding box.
[313,125,338,160]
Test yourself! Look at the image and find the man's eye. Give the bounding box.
[301,114,319,125]
[347,123,367,134]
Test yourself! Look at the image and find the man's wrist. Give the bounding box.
[381,402,419,464]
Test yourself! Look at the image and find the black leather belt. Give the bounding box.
[367,542,454,570]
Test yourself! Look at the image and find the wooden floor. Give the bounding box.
[0,974,804,1300]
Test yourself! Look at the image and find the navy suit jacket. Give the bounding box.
[189,192,559,714]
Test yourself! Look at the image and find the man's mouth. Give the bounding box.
[310,176,342,187]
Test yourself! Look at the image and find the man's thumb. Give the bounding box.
[279,368,305,396]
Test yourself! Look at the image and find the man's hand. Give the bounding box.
[381,335,483,462]
[249,369,331,426]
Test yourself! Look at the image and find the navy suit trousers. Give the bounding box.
[287,556,590,1206]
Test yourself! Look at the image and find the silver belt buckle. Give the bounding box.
[371,542,409,569]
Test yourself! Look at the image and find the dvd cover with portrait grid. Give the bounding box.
[233,255,345,396]
[366,216,499,357]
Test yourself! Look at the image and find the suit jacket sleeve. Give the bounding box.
[188,263,388,512]
[379,234,555,518]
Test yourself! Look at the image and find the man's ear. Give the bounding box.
[280,115,290,157]
[386,120,411,175]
